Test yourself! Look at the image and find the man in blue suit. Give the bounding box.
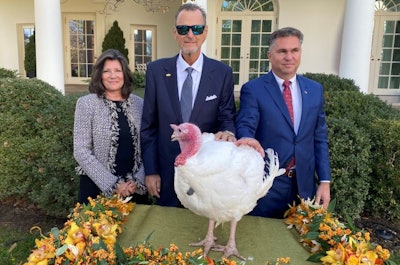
[141,3,236,207]
[236,27,331,218]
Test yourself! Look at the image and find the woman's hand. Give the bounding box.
[115,180,136,197]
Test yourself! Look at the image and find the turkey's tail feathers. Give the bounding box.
[262,148,285,192]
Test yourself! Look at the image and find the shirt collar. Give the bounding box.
[177,52,203,74]
[271,71,296,92]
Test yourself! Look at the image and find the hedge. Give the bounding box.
[0,72,399,221]
[0,78,79,216]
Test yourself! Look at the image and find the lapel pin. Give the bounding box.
[166,73,171,77]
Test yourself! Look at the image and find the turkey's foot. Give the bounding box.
[189,236,218,256]
[211,244,246,260]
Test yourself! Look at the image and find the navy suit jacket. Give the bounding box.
[236,71,331,202]
[141,54,236,206]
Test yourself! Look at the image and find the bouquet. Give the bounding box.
[284,198,393,265]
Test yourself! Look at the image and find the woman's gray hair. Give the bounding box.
[175,3,207,25]
[269,27,304,50]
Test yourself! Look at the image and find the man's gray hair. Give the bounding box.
[175,3,207,25]
[269,27,304,50]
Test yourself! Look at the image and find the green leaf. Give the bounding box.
[160,247,169,256]
[145,231,154,242]
[50,227,61,247]
[92,243,101,251]
[327,197,336,213]
[306,252,324,262]
[99,259,108,265]
[384,259,399,265]
[305,231,320,240]
[99,239,108,250]
[56,244,68,256]
[344,212,358,232]
[307,220,321,232]
[115,243,127,263]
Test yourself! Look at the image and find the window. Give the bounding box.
[17,24,35,76]
[132,25,156,71]
[370,0,400,93]
[221,0,274,12]
[69,19,95,78]
[218,0,276,93]
[375,0,400,11]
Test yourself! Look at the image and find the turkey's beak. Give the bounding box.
[171,132,178,142]
[170,124,179,142]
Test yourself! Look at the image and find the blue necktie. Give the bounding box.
[180,67,193,122]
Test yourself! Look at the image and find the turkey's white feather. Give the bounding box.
[174,132,284,226]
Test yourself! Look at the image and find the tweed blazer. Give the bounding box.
[73,93,146,195]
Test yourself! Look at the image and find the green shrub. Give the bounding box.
[304,73,400,220]
[0,68,19,78]
[367,119,400,220]
[102,21,129,63]
[303,73,359,93]
[324,91,400,123]
[327,117,371,219]
[132,71,145,89]
[0,78,78,217]
[0,72,398,222]
[24,32,36,78]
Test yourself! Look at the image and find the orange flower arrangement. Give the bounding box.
[24,195,291,265]
[284,198,393,265]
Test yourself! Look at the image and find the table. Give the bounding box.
[118,204,316,264]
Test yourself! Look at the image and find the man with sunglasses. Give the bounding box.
[141,3,236,207]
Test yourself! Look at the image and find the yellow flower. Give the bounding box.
[277,256,291,264]
[346,254,360,265]
[375,245,390,260]
[64,222,87,245]
[64,242,86,262]
[360,250,378,264]
[321,243,345,264]
[92,222,118,245]
[25,237,56,265]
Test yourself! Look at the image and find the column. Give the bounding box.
[34,0,65,94]
[339,0,375,93]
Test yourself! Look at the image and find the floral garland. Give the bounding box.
[283,198,395,265]
[24,195,290,265]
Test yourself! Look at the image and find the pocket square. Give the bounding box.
[205,95,217,101]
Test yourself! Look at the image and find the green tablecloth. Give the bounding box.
[118,204,316,264]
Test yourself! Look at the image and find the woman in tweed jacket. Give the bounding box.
[73,49,147,204]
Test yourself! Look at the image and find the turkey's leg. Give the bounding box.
[212,220,246,260]
[189,219,218,256]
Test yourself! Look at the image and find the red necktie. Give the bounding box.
[283,80,294,125]
[283,80,295,173]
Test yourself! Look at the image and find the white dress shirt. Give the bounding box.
[177,53,204,107]
[273,73,302,134]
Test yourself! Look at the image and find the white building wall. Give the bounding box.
[0,0,35,72]
[203,0,346,75]
[100,0,182,60]
[0,0,348,77]
[0,0,372,96]
[277,0,346,75]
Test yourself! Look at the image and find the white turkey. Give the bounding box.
[171,122,285,260]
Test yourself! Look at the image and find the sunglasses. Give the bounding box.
[175,25,205,35]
